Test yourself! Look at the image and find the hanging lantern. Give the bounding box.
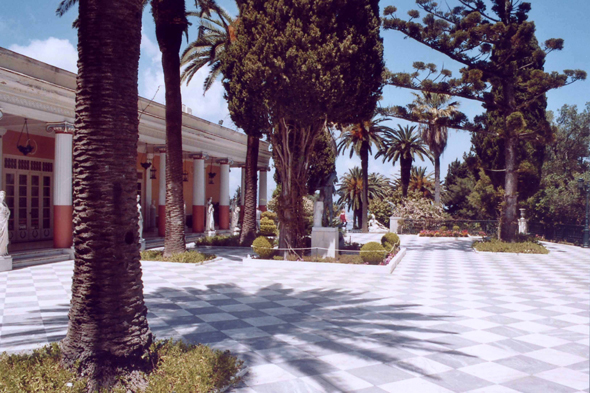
[208,159,216,184]
[140,152,152,170]
[16,119,35,156]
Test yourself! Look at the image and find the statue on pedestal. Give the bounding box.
[319,171,338,226]
[0,191,10,256]
[230,200,240,233]
[368,214,388,232]
[206,197,215,231]
[137,195,143,241]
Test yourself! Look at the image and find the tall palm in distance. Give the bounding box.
[337,115,392,232]
[336,167,389,229]
[152,0,190,256]
[377,125,431,198]
[409,92,460,204]
[181,3,261,245]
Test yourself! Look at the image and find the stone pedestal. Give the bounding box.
[390,216,402,234]
[206,230,217,238]
[0,255,12,272]
[311,227,338,258]
[518,218,528,235]
[140,239,146,251]
[232,228,240,236]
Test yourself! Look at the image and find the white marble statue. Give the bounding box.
[206,197,215,231]
[368,214,388,232]
[231,201,240,232]
[0,191,10,256]
[136,195,143,241]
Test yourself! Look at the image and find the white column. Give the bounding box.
[219,162,230,230]
[259,168,268,210]
[158,151,166,236]
[192,157,205,232]
[220,163,230,206]
[54,132,73,206]
[193,158,205,206]
[145,152,153,229]
[0,127,6,190]
[53,129,74,248]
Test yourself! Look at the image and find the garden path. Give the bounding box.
[0,235,588,392]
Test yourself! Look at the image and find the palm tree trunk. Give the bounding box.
[240,134,259,245]
[400,156,412,198]
[434,153,441,204]
[361,143,369,233]
[61,0,152,389]
[153,0,187,256]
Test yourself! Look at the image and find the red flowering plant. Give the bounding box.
[419,229,469,237]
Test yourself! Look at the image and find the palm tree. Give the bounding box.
[152,0,189,256]
[336,167,388,229]
[337,116,392,232]
[181,6,235,91]
[57,0,188,259]
[57,0,152,389]
[377,125,431,198]
[181,4,260,245]
[408,166,435,199]
[409,92,460,204]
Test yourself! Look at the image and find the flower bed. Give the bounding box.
[419,229,469,237]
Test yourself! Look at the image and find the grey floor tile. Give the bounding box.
[503,376,577,393]
[427,370,492,392]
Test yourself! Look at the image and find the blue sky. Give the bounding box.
[1,0,589,199]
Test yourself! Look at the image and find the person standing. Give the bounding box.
[339,209,347,231]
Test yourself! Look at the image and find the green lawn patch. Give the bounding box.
[0,340,243,393]
[140,250,215,263]
[473,239,549,254]
[272,254,365,264]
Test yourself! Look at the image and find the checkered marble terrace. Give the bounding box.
[0,235,588,393]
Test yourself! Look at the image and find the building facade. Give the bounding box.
[0,47,271,250]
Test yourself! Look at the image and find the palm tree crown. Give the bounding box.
[377,124,431,197]
[377,124,430,163]
[181,6,236,92]
[409,91,460,203]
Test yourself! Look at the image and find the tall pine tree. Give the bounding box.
[382,0,586,241]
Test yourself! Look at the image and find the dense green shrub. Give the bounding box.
[381,232,400,251]
[194,234,241,247]
[261,211,277,222]
[440,225,448,231]
[140,250,215,263]
[0,341,243,393]
[360,242,387,264]
[452,225,461,231]
[259,217,278,236]
[252,236,275,259]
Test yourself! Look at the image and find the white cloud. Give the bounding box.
[139,33,232,128]
[9,37,77,73]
